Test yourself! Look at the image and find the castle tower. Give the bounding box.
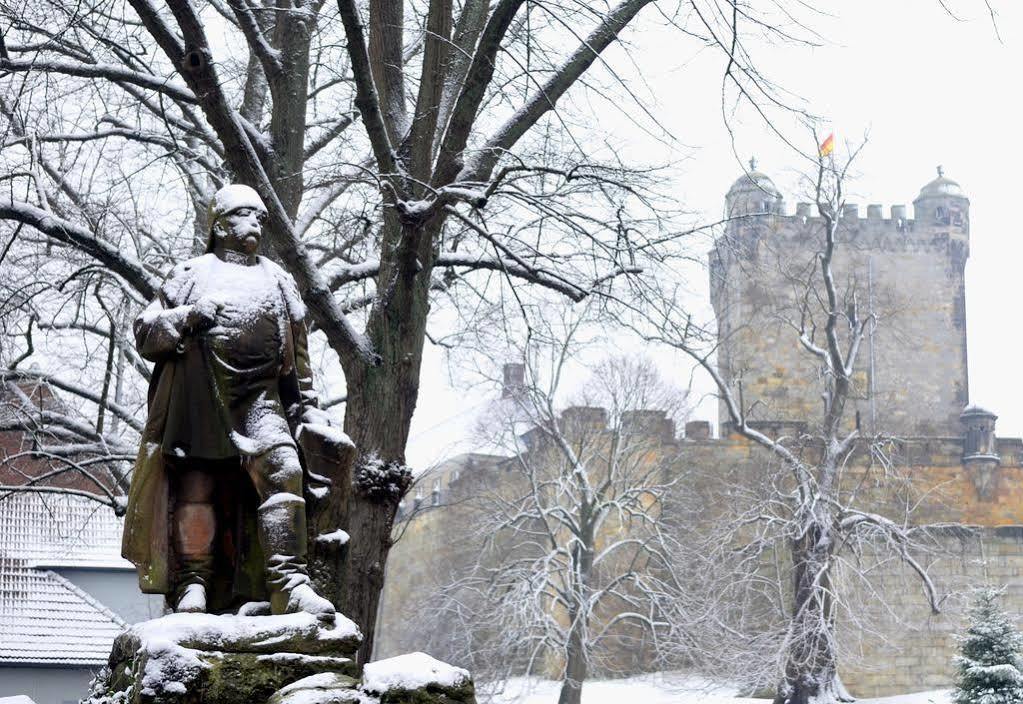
[710,164,971,437]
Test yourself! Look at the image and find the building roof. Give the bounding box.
[1,490,130,569]
[961,403,997,420]
[724,159,785,217]
[726,158,783,200]
[0,491,129,666]
[0,568,126,665]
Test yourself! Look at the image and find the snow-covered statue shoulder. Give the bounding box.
[121,183,345,622]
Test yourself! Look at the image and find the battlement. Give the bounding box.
[791,201,911,225]
[724,165,970,242]
[712,163,973,439]
[713,210,969,263]
[792,201,896,219]
[731,201,968,235]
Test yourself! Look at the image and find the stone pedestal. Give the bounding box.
[86,612,360,704]
[85,612,475,704]
[271,653,476,704]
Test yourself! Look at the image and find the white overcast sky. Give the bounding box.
[403,0,1023,468]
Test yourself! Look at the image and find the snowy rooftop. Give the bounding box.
[0,490,130,568]
[0,491,129,665]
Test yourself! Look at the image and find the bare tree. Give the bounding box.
[0,0,813,657]
[415,310,693,704]
[638,145,946,704]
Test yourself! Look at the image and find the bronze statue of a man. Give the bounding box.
[122,184,336,621]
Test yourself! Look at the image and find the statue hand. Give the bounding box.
[186,297,220,332]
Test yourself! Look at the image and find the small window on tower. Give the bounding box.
[935,206,951,225]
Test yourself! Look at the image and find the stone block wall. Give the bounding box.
[839,528,1023,696]
[711,212,969,438]
[376,454,504,660]
[378,425,1023,696]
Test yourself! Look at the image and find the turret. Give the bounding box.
[960,405,999,501]
[913,166,970,239]
[725,158,784,219]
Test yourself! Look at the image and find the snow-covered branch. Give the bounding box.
[0,57,197,103]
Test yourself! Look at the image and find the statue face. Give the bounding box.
[213,207,265,255]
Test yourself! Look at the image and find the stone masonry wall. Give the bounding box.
[839,528,1023,697]
[685,433,1023,697]
[379,428,1023,696]
[711,211,969,438]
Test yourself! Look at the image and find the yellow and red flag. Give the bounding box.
[819,133,835,157]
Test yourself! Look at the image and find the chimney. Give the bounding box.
[502,363,525,399]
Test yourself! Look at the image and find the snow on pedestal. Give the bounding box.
[85,612,362,704]
[267,653,476,704]
[361,652,471,693]
[359,652,475,704]
[266,673,366,704]
[83,612,476,704]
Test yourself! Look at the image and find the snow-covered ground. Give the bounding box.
[481,674,952,704]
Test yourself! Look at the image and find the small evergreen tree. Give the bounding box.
[953,587,1023,704]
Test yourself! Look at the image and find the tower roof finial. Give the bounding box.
[937,165,944,178]
[749,156,758,171]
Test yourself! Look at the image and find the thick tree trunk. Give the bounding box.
[774,526,853,704]
[558,619,587,704]
[775,672,852,704]
[336,214,438,663]
[558,529,594,704]
[269,13,312,219]
[339,358,421,663]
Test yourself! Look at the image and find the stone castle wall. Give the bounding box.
[377,170,1011,695]
[711,209,969,438]
[837,528,1023,696]
[376,454,502,660]
[379,431,1023,696]
[678,430,1023,697]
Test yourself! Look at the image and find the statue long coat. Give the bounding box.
[121,253,321,609]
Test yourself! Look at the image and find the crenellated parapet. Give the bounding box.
[710,162,973,438]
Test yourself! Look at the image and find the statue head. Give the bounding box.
[205,184,269,255]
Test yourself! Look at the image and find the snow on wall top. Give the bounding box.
[0,491,130,665]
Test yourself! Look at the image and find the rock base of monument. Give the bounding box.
[84,612,475,704]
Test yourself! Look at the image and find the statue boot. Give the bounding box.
[173,501,215,613]
[257,493,335,622]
